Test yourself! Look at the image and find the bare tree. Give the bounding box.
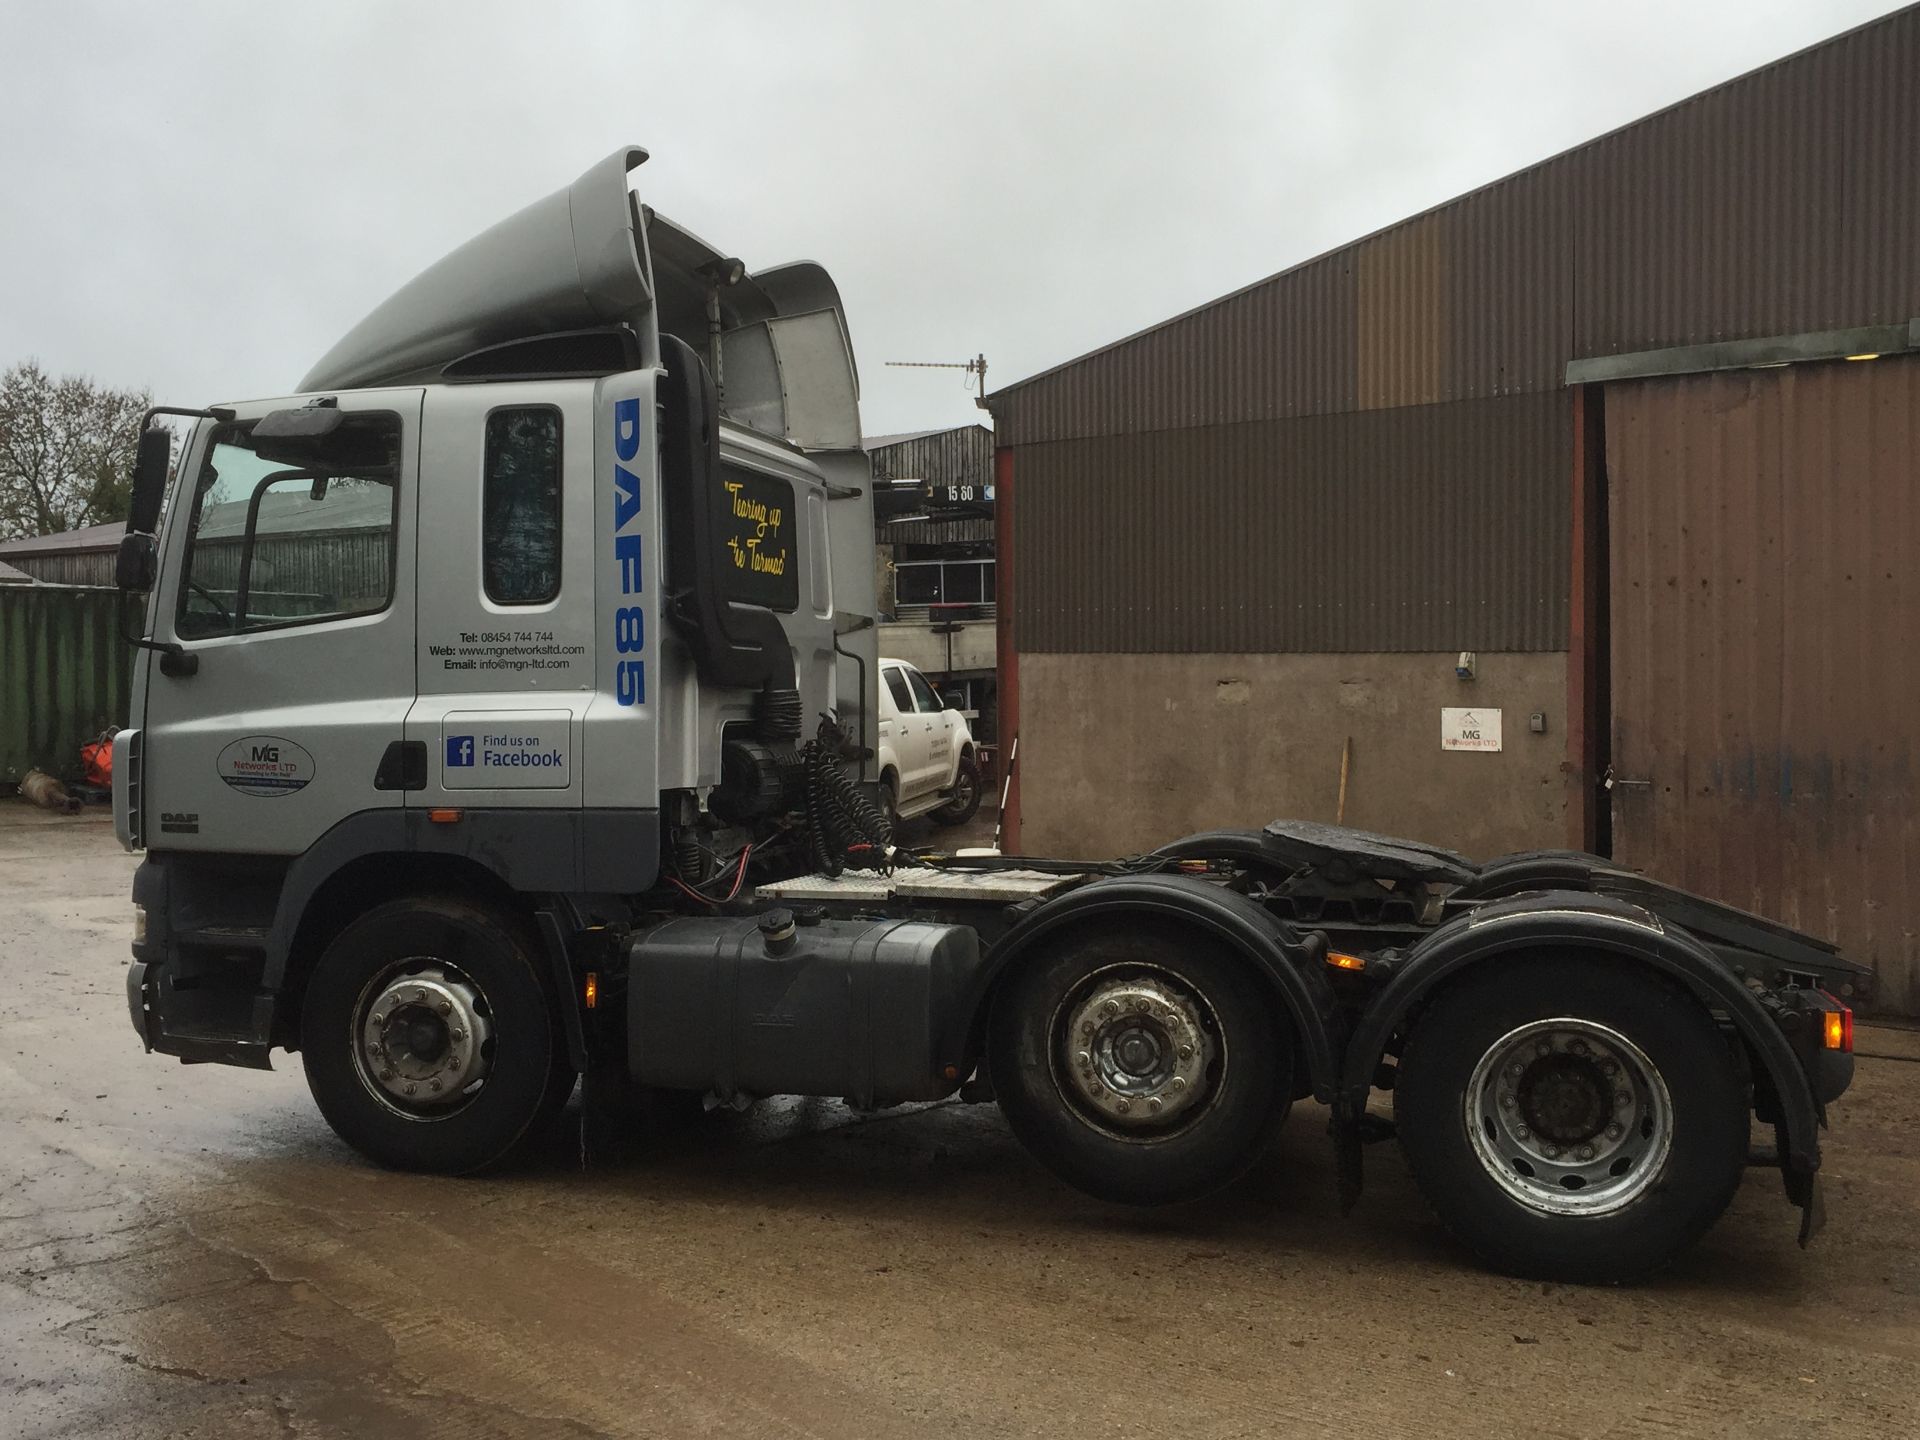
[0,360,152,540]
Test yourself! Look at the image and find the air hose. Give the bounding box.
[803,715,894,877]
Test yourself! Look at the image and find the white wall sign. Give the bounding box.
[1442,707,1503,752]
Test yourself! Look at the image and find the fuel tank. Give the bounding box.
[626,910,983,1108]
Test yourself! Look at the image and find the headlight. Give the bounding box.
[132,905,147,946]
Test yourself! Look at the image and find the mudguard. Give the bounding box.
[955,873,1343,1100]
[1340,890,1825,1225]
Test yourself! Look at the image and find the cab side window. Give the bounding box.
[483,407,561,605]
[905,668,943,713]
[884,667,915,713]
[176,414,399,639]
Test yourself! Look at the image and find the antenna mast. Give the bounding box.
[885,353,989,408]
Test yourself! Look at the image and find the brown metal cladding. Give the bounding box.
[991,6,1919,448]
[1606,355,1920,1012]
[1014,390,1570,654]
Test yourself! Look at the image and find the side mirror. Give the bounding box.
[128,427,172,534]
[943,691,965,712]
[115,532,156,592]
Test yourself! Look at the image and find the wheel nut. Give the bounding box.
[404,1083,416,1095]
[1116,1099,1131,1113]
[1535,1042,1552,1058]
[1515,1125,1531,1140]
[1616,1091,1633,1108]
[450,1028,464,1042]
[1179,1044,1194,1059]
[1600,1059,1618,1076]
[372,1012,386,1026]
[380,1070,395,1081]
[1569,1039,1589,1056]
[1500,1093,1516,1109]
[1076,1050,1093,1068]
[1508,1062,1525,1078]
[1102,1000,1119,1017]
[1576,1145,1595,1161]
[1171,1076,1187,1091]
[1081,1023,1094,1039]
[1544,1145,1561,1159]
[411,990,425,1003]
[1148,1097,1163,1113]
[1606,1123,1623,1140]
[439,1000,452,1015]
[429,1079,442,1092]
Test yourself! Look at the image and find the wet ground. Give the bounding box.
[3,797,1917,1438]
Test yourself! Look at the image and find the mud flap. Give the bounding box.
[1331,1099,1365,1212]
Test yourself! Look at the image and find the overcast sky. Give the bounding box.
[0,0,1906,437]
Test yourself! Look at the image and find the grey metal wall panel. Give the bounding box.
[1607,354,1920,1014]
[0,586,134,783]
[990,6,1919,447]
[868,425,993,489]
[1014,391,1570,654]
[4,551,118,587]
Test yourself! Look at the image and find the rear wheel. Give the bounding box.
[1394,954,1748,1282]
[299,895,574,1174]
[989,925,1288,1205]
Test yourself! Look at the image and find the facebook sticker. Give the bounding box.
[446,735,476,768]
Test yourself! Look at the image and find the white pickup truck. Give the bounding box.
[876,657,983,826]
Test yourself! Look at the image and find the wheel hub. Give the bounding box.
[358,966,492,1111]
[1060,973,1217,1131]
[1465,1018,1672,1216]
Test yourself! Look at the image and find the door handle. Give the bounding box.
[159,648,199,678]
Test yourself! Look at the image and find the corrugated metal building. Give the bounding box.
[986,7,1920,1011]
[867,424,1001,740]
[0,522,125,587]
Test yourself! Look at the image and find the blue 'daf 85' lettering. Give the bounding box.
[611,396,645,705]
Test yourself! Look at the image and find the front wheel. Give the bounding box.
[299,895,575,1174]
[1394,954,1748,1283]
[989,924,1288,1205]
[932,755,983,826]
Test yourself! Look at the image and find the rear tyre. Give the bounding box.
[878,773,900,832]
[933,755,983,826]
[989,924,1288,1205]
[1394,954,1748,1283]
[299,895,574,1174]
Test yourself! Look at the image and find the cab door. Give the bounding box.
[138,392,421,855]
[880,662,932,798]
[901,664,956,788]
[407,382,596,823]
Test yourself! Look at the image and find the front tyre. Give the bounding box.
[933,755,983,826]
[1394,954,1748,1283]
[299,895,574,1174]
[989,925,1288,1206]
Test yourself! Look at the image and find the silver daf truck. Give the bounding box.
[114,147,1862,1283]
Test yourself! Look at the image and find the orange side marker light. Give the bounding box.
[1822,1005,1852,1052]
[584,972,599,1010]
[1327,951,1366,972]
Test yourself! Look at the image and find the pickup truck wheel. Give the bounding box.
[878,773,900,830]
[1394,955,1747,1283]
[989,926,1287,1205]
[932,755,983,826]
[299,896,573,1174]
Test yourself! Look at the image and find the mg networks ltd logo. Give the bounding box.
[446,735,476,767]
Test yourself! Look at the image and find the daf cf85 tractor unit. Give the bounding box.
[113,148,1863,1282]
